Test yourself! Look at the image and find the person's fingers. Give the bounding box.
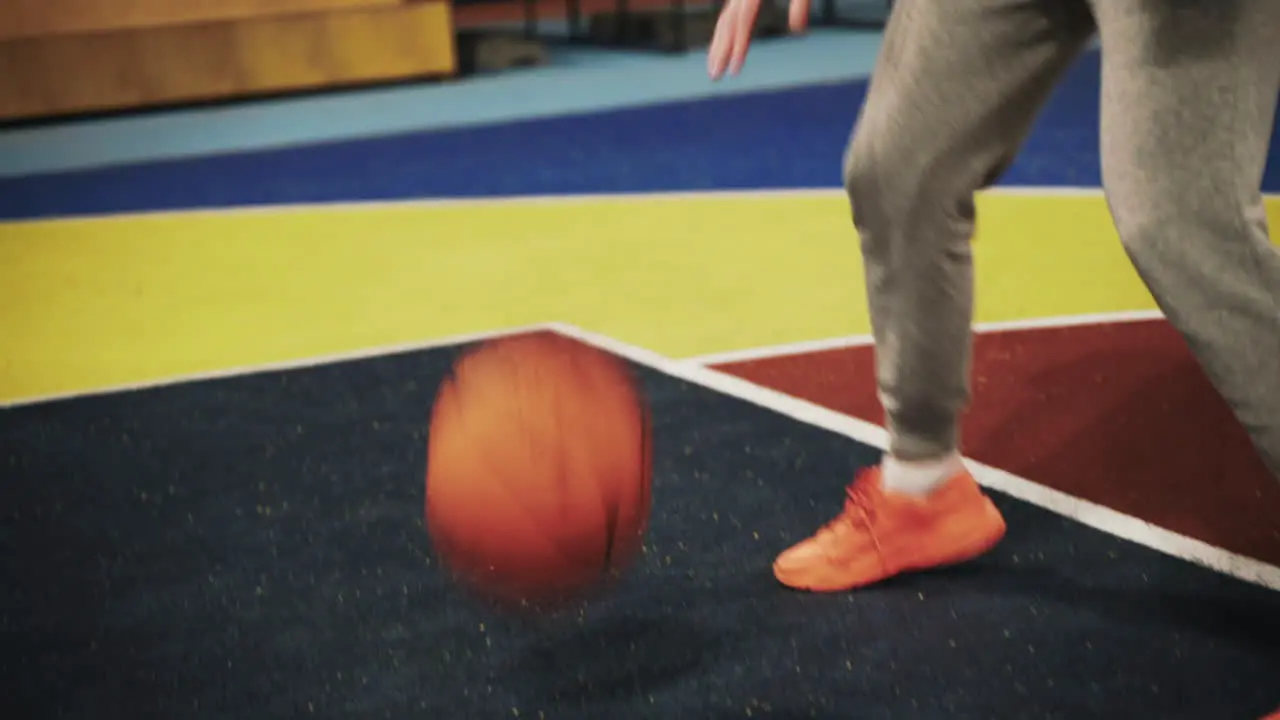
[707,3,737,78]
[728,0,760,75]
[788,0,810,33]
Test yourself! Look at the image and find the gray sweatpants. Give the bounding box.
[846,0,1280,478]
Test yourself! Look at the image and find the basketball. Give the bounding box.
[424,332,653,609]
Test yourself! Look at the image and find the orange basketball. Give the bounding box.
[424,332,653,610]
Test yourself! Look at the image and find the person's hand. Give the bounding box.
[707,0,812,80]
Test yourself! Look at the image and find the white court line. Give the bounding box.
[0,187,841,225]
[6,187,833,224]
[9,186,1279,225]
[681,309,1166,366]
[0,324,547,410]
[547,321,1280,593]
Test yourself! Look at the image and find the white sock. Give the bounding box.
[881,451,965,496]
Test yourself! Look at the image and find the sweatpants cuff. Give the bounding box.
[886,418,959,462]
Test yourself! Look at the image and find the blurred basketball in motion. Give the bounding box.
[424,332,652,610]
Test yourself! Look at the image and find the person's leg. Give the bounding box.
[849,0,1093,468]
[1092,0,1280,479]
[774,0,1096,592]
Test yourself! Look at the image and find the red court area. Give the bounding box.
[711,318,1280,567]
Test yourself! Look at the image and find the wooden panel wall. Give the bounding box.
[0,0,400,40]
[0,2,457,121]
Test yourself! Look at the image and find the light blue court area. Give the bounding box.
[0,30,883,178]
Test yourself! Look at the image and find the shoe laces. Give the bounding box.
[814,468,882,544]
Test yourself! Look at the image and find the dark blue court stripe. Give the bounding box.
[1,51,1277,220]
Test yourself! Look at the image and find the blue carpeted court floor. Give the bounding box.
[4,338,1279,719]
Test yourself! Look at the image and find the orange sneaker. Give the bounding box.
[773,465,1007,592]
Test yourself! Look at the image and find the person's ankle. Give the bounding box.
[881,451,965,495]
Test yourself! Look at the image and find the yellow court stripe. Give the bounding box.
[1,192,1275,405]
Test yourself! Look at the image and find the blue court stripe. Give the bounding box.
[0,31,883,179]
[2,49,1278,220]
